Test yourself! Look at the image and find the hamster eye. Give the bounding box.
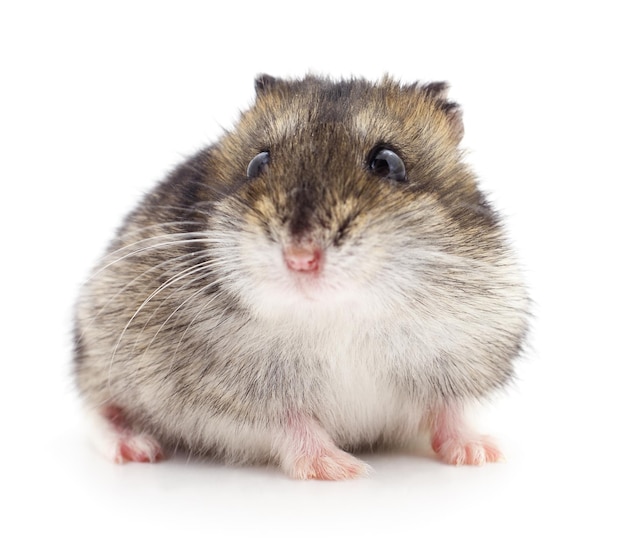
[368,148,406,182]
[247,151,270,178]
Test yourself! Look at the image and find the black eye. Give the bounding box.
[368,148,406,182]
[247,151,270,178]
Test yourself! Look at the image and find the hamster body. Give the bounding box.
[74,75,529,479]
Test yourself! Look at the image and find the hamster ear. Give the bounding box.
[255,74,279,96]
[422,82,464,143]
[422,81,450,100]
[441,101,464,143]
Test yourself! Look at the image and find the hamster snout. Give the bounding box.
[74,75,529,479]
[283,241,322,273]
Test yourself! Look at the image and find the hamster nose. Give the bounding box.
[283,243,322,273]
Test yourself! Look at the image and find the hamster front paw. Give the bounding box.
[432,435,503,466]
[288,446,370,480]
[427,404,504,466]
[278,413,370,480]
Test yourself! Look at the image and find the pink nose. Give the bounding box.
[283,244,322,273]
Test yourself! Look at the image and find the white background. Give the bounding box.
[2,1,624,555]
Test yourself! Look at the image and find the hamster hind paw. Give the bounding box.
[115,433,164,464]
[86,405,164,464]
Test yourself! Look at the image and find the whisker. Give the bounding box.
[77,250,213,341]
[106,231,207,258]
[116,220,206,234]
[106,256,240,387]
[107,259,217,385]
[85,237,211,286]
[131,260,218,343]
[137,271,225,366]
[86,248,240,340]
[130,253,242,338]
[164,288,231,378]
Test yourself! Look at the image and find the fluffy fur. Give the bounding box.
[74,75,529,478]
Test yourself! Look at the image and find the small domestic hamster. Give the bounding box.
[74,75,529,479]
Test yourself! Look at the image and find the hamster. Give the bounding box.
[73,75,529,479]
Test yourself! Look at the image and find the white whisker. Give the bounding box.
[138,273,225,369]
[77,250,213,342]
[131,254,241,338]
[165,288,231,378]
[86,237,210,285]
[107,259,219,387]
[132,261,218,349]
[106,254,241,388]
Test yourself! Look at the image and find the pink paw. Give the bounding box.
[432,435,503,466]
[115,434,164,464]
[289,448,370,480]
[280,413,370,480]
[427,403,504,466]
[87,405,165,464]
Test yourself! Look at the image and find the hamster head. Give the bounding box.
[199,75,507,321]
